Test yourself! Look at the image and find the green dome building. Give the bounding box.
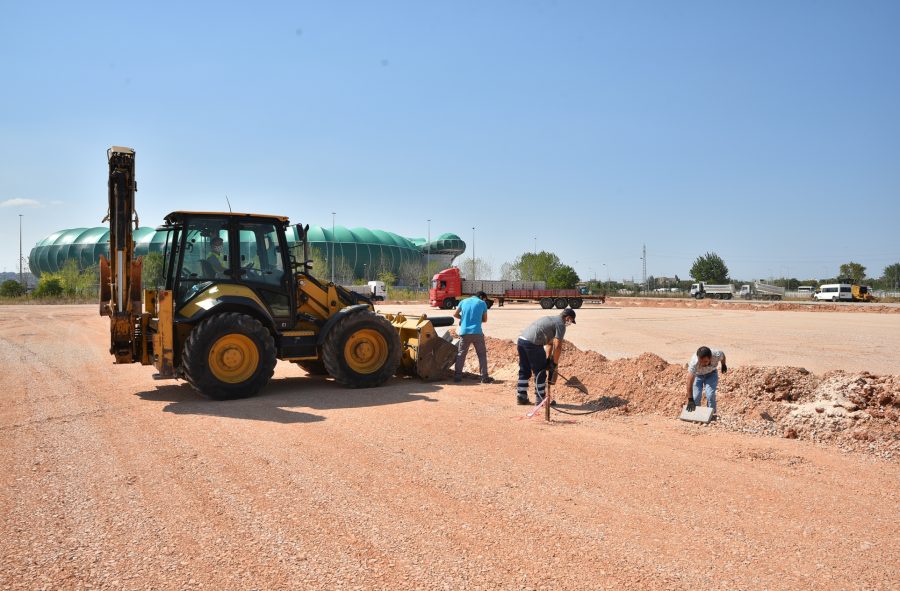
[29,225,465,282]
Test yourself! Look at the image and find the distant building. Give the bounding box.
[29,225,466,280]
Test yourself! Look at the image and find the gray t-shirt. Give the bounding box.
[520,315,566,346]
[688,350,725,376]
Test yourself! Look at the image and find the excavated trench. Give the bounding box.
[458,335,900,458]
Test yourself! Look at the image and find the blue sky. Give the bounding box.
[1,1,898,282]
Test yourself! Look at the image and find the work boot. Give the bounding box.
[481,376,494,384]
[536,396,557,407]
[453,375,462,383]
[516,396,531,406]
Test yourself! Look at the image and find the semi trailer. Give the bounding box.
[429,267,590,309]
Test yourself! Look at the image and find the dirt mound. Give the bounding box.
[606,297,900,314]
[457,335,900,458]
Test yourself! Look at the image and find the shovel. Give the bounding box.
[554,371,588,394]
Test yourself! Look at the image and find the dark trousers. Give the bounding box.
[517,338,548,401]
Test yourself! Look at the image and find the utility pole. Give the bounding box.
[19,214,24,287]
[426,219,431,287]
[331,212,336,284]
[641,244,647,293]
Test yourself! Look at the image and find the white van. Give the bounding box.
[813,283,853,302]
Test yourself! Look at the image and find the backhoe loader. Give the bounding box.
[99,146,457,399]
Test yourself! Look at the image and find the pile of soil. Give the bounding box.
[455,335,900,458]
[605,297,900,314]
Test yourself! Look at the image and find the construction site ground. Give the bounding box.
[1,302,898,590]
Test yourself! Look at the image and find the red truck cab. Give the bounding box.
[430,267,462,309]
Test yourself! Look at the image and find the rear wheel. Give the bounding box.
[540,298,554,309]
[183,312,277,400]
[567,298,583,309]
[323,312,402,388]
[554,298,567,309]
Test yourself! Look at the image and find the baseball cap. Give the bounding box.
[561,307,576,323]
[476,290,487,299]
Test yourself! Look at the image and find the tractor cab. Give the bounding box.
[159,212,297,330]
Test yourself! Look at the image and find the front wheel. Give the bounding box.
[322,312,402,388]
[182,312,277,400]
[442,298,457,310]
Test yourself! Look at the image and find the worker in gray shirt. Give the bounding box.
[516,308,576,405]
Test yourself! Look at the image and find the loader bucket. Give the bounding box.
[381,312,457,380]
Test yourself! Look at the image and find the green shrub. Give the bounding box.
[0,279,26,297]
[34,276,64,298]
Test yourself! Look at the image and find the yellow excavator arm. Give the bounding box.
[99,146,144,363]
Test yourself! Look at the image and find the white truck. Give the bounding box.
[690,282,735,300]
[340,281,387,301]
[739,281,785,301]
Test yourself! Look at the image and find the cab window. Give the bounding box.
[238,223,285,287]
[175,221,231,304]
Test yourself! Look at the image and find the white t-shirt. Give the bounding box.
[688,350,725,376]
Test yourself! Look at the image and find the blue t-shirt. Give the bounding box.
[457,296,487,335]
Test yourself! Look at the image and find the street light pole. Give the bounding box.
[426,219,431,286]
[19,214,23,287]
[603,263,608,294]
[471,226,476,280]
[331,212,336,284]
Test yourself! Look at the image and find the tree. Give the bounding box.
[500,262,517,281]
[839,262,866,284]
[882,263,900,290]
[511,251,561,282]
[58,259,81,296]
[376,270,397,286]
[142,252,165,289]
[690,252,729,283]
[397,261,424,287]
[417,259,444,288]
[460,257,492,281]
[547,265,580,289]
[0,279,25,297]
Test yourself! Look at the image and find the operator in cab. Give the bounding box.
[207,236,227,277]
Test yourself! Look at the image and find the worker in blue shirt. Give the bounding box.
[452,291,493,383]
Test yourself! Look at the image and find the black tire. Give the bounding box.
[182,312,277,400]
[567,298,583,309]
[322,312,402,388]
[442,298,457,310]
[540,298,554,309]
[554,297,567,309]
[291,360,328,376]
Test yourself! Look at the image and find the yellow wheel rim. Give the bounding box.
[344,328,388,374]
[208,334,259,384]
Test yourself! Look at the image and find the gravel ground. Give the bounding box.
[1,304,898,590]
